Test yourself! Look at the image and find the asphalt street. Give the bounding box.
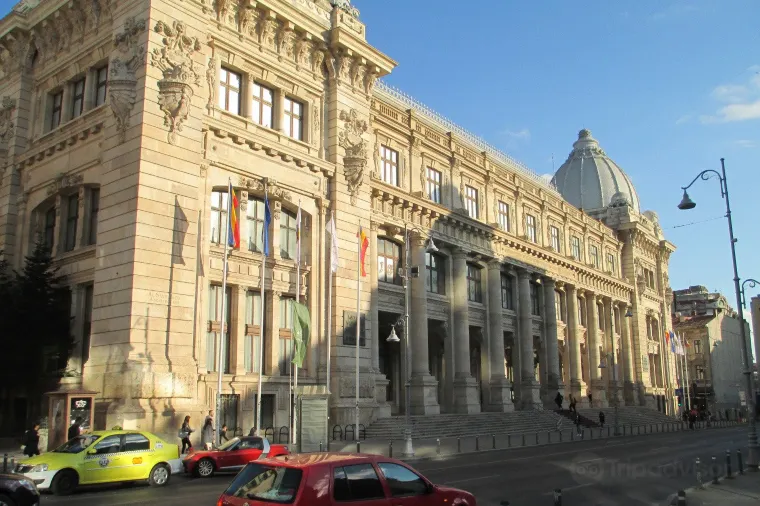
[40,426,750,506]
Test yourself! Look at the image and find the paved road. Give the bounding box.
[41,426,749,506]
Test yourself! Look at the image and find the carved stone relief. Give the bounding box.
[109,17,146,144]
[238,5,260,38]
[206,57,217,113]
[47,173,84,195]
[0,97,16,145]
[150,21,203,145]
[311,102,320,146]
[338,109,369,205]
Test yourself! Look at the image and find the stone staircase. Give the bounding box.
[556,409,599,428]
[576,406,676,427]
[364,410,564,440]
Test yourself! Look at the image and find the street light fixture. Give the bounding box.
[386,224,438,458]
[677,158,758,469]
[740,279,759,309]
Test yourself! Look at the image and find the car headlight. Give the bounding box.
[19,479,38,492]
[30,464,48,472]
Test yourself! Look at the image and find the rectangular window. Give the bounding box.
[87,188,99,246]
[571,236,581,260]
[246,197,266,253]
[82,284,94,364]
[696,365,705,380]
[251,83,274,128]
[209,190,230,245]
[425,252,445,294]
[607,253,616,274]
[589,245,600,268]
[95,66,108,107]
[693,340,701,354]
[64,194,79,252]
[464,185,478,219]
[380,145,399,186]
[525,214,537,243]
[377,238,401,285]
[207,285,231,373]
[43,207,56,252]
[283,97,303,140]
[218,68,241,114]
[555,294,563,322]
[50,91,63,130]
[426,167,441,203]
[244,291,263,374]
[466,263,482,303]
[279,295,295,376]
[530,283,540,316]
[280,209,298,260]
[500,273,512,309]
[498,201,510,231]
[71,78,85,119]
[550,225,561,252]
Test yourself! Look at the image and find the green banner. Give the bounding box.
[291,301,311,368]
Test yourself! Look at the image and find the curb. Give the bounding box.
[664,467,759,505]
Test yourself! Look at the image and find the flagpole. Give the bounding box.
[355,223,361,443]
[683,333,691,411]
[256,180,267,436]
[292,200,301,448]
[326,211,335,396]
[216,178,232,446]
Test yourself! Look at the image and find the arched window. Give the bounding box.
[280,209,298,260]
[377,238,401,285]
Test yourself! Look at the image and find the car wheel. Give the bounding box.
[196,458,215,478]
[148,463,171,487]
[52,469,79,496]
[0,493,17,506]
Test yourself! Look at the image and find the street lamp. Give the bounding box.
[386,223,438,458]
[740,279,759,309]
[677,158,759,469]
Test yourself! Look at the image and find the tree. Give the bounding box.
[0,242,74,421]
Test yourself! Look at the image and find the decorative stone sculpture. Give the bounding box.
[0,96,16,144]
[338,109,368,205]
[109,17,146,144]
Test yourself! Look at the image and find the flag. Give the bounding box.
[291,301,311,368]
[227,181,240,248]
[358,226,369,277]
[262,191,271,256]
[327,212,338,273]
[665,332,670,346]
[670,334,676,354]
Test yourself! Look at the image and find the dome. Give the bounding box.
[551,129,640,212]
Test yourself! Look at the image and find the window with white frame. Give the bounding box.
[280,209,298,260]
[426,167,441,203]
[279,295,295,375]
[95,66,108,107]
[71,78,85,119]
[464,185,478,219]
[467,263,482,302]
[64,194,78,252]
[49,91,63,130]
[380,145,399,186]
[589,244,600,268]
[244,291,263,374]
[425,252,445,294]
[500,273,513,309]
[525,214,537,243]
[209,190,230,245]
[207,284,231,373]
[607,252,616,275]
[246,196,266,253]
[571,236,581,260]
[550,225,561,252]
[378,238,402,285]
[218,67,242,114]
[498,201,510,231]
[251,83,274,128]
[283,97,303,140]
[693,339,702,354]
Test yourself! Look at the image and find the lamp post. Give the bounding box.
[678,158,758,469]
[386,223,438,458]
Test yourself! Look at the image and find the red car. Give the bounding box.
[183,436,289,478]
[217,452,476,506]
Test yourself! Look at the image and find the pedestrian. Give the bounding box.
[180,415,194,453]
[598,411,605,428]
[23,422,41,457]
[555,391,563,411]
[569,394,577,414]
[575,412,583,436]
[220,424,230,443]
[688,409,696,430]
[248,426,257,437]
[67,417,83,441]
[201,415,215,450]
[588,392,593,406]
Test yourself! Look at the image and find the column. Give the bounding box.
[486,260,514,412]
[409,232,440,415]
[265,290,280,376]
[604,297,621,405]
[518,269,541,409]
[451,248,480,413]
[619,303,636,405]
[586,293,606,407]
[566,284,584,401]
[542,277,562,407]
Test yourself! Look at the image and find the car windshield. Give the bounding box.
[53,435,100,453]
[225,463,302,504]
[218,437,240,451]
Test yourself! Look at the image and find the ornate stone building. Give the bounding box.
[0,0,678,437]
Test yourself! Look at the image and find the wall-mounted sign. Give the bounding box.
[70,397,92,429]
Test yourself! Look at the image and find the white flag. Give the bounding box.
[674,335,683,355]
[327,212,338,273]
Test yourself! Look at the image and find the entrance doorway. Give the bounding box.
[220,394,240,433]
[252,394,275,431]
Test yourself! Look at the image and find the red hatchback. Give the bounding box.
[217,452,476,506]
[183,436,289,478]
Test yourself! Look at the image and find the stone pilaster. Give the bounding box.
[517,269,541,409]
[542,277,562,408]
[369,222,380,373]
[605,297,623,405]
[587,292,606,407]
[619,303,637,405]
[451,247,480,413]
[486,260,514,412]
[566,284,585,402]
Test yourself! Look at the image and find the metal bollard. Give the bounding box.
[436,439,440,455]
[356,441,361,453]
[493,434,496,449]
[522,433,526,446]
[607,426,610,437]
[475,436,479,451]
[570,429,574,441]
[457,437,461,453]
[548,431,551,444]
[696,457,703,488]
[737,449,744,475]
[9,458,14,471]
[389,441,393,458]
[553,488,562,506]
[508,434,512,447]
[559,430,563,442]
[590,428,593,439]
[676,490,686,505]
[319,441,323,452]
[638,426,641,435]
[711,456,719,485]
[726,449,733,478]
[535,432,539,445]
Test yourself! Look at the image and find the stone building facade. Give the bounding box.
[0,0,678,438]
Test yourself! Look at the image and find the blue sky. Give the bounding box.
[356,0,760,318]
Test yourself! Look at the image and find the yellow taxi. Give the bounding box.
[15,430,182,495]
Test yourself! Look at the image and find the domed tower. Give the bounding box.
[552,129,640,213]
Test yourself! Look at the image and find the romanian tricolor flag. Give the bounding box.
[227,180,240,249]
[358,226,369,277]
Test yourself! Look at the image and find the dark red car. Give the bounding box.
[217,452,477,506]
[183,436,289,478]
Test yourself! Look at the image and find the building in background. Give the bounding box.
[672,286,752,414]
[0,0,678,439]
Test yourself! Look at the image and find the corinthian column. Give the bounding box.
[409,231,439,415]
[566,284,584,402]
[451,248,480,413]
[542,277,562,408]
[486,260,514,412]
[605,297,622,405]
[518,269,541,409]
[587,293,606,407]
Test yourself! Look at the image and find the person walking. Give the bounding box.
[67,417,83,441]
[598,411,605,428]
[554,391,563,411]
[220,424,230,444]
[180,415,194,454]
[201,416,215,450]
[575,412,583,437]
[23,422,41,457]
[569,394,577,414]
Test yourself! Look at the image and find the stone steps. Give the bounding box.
[576,407,676,428]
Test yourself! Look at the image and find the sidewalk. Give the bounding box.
[668,471,760,505]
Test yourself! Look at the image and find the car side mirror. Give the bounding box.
[426,483,436,494]
[87,449,97,455]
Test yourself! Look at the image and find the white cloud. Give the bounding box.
[711,84,749,103]
[651,3,701,21]
[675,114,692,125]
[701,66,760,123]
[702,100,760,123]
[502,128,531,141]
[733,139,756,148]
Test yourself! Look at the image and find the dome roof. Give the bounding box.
[551,129,640,212]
